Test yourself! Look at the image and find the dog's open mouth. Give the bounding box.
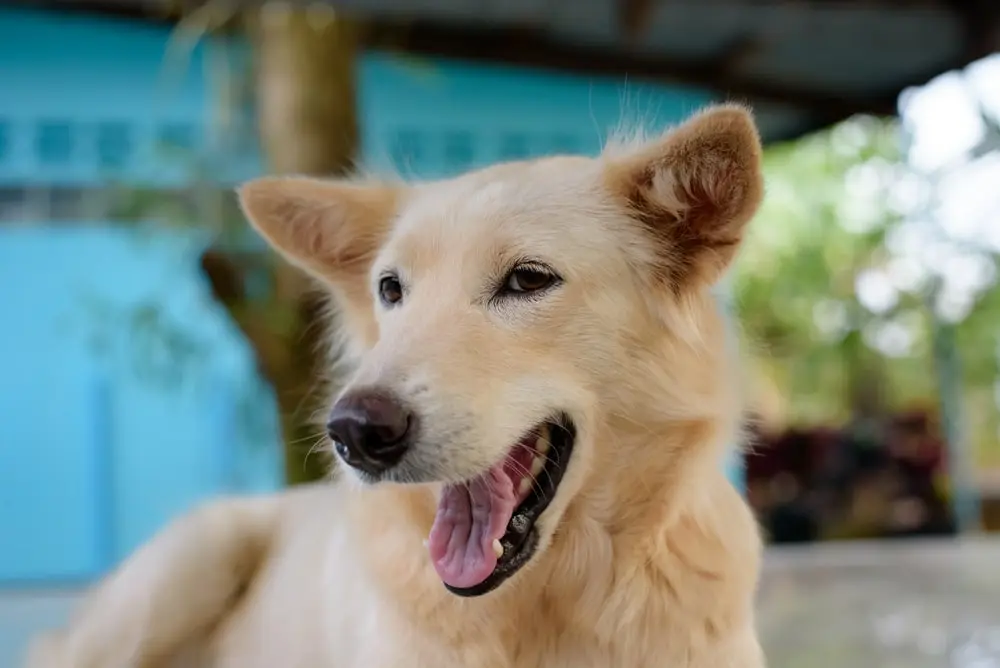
[427,414,575,597]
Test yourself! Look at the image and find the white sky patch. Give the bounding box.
[864,318,916,358]
[935,152,1000,251]
[856,268,899,315]
[901,72,987,173]
[846,53,1000,327]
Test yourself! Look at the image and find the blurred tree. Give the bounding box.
[134,3,363,484]
[735,112,1000,468]
[238,6,360,484]
[735,116,904,426]
[223,6,360,484]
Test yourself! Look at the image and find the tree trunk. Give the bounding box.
[243,6,361,484]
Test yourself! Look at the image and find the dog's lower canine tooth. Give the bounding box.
[518,477,532,497]
[492,539,504,558]
[530,455,545,477]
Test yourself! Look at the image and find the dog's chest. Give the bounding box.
[211,580,669,668]
[208,507,680,668]
[315,618,668,668]
[509,626,678,668]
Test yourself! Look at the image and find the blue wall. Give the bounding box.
[357,52,713,178]
[0,7,261,186]
[0,7,280,585]
[0,226,283,584]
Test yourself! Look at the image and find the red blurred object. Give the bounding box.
[745,409,954,543]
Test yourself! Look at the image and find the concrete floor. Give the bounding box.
[3,538,1000,667]
[758,538,1000,667]
[0,588,80,668]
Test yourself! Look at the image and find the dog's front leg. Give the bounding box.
[22,496,280,668]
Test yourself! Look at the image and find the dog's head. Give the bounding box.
[239,105,763,597]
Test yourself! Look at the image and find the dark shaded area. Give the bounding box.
[747,409,957,544]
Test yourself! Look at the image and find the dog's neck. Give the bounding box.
[527,415,743,590]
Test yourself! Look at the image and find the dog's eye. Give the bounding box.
[503,265,559,295]
[379,275,403,306]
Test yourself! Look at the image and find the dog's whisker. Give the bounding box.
[303,437,331,467]
[505,458,541,490]
[288,430,330,447]
[512,440,564,481]
[508,443,554,490]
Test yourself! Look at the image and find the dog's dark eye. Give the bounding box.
[503,265,559,295]
[379,275,403,306]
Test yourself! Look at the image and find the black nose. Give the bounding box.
[326,389,413,476]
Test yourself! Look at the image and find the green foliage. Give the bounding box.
[734,115,1000,466]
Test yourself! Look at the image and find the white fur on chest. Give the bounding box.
[209,508,453,668]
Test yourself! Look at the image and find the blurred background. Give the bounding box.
[0,0,998,665]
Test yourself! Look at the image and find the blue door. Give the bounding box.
[0,269,107,582]
[0,226,283,584]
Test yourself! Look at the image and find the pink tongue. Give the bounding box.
[428,464,517,589]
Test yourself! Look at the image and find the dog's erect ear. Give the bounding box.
[238,176,401,283]
[605,104,764,289]
[238,177,403,348]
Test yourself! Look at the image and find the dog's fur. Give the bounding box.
[26,105,766,668]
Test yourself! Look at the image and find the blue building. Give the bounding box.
[0,5,739,589]
[0,7,279,586]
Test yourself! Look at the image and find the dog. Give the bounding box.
[25,104,766,667]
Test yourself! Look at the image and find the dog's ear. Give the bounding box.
[605,104,764,290]
[238,176,401,282]
[238,176,403,346]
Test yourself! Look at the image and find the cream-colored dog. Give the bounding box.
[26,104,766,668]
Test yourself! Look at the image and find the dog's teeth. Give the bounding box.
[518,477,532,497]
[492,539,504,558]
[536,434,551,456]
[530,455,545,477]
